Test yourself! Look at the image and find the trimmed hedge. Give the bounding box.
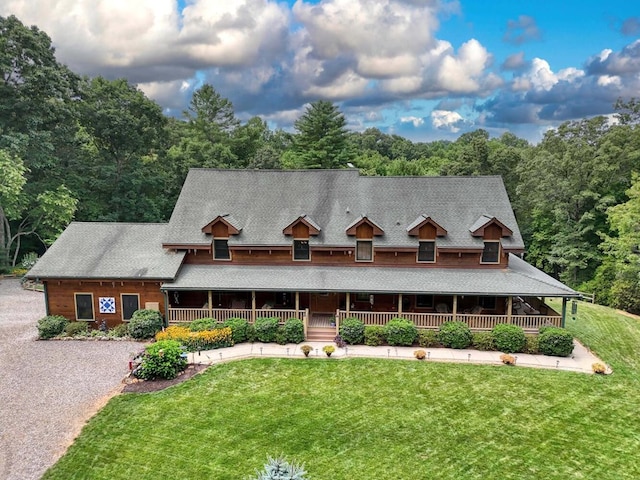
[37,315,69,339]
[524,334,539,354]
[339,317,365,345]
[437,321,472,349]
[284,318,305,344]
[364,325,385,346]
[538,327,574,357]
[255,317,280,343]
[136,340,187,380]
[417,329,438,348]
[223,317,250,343]
[492,323,526,353]
[472,331,496,351]
[129,309,164,339]
[190,317,217,332]
[384,318,418,346]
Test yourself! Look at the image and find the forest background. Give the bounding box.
[2,15,640,312]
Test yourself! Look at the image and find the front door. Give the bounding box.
[309,292,340,314]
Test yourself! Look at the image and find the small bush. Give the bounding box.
[538,327,574,357]
[255,317,280,343]
[248,456,307,480]
[223,317,250,343]
[246,323,257,342]
[364,325,385,346]
[129,309,163,339]
[334,335,346,348]
[500,353,516,365]
[275,326,287,345]
[492,323,526,353]
[37,315,69,339]
[417,329,438,348]
[284,318,305,343]
[135,340,187,380]
[524,334,539,354]
[437,321,472,349]
[384,317,418,346]
[65,321,89,337]
[414,349,426,360]
[339,317,365,344]
[108,323,129,337]
[190,317,217,332]
[323,345,335,356]
[21,251,40,270]
[472,331,496,351]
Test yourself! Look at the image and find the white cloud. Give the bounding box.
[436,39,494,93]
[400,116,425,127]
[431,109,463,132]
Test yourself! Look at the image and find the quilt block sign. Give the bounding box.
[99,297,116,314]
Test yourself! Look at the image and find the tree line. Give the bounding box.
[2,14,640,312]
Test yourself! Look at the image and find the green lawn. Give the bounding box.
[45,302,640,480]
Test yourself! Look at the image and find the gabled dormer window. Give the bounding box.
[356,240,373,262]
[293,240,310,261]
[214,239,231,260]
[481,241,500,264]
[417,241,436,263]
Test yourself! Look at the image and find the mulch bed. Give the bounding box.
[122,364,209,393]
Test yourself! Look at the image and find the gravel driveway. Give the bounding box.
[0,278,142,480]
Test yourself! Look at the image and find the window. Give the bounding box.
[356,240,373,261]
[214,239,230,260]
[416,294,434,308]
[121,294,140,321]
[479,296,496,310]
[417,241,436,262]
[293,240,310,260]
[355,292,370,302]
[481,241,500,263]
[74,293,94,321]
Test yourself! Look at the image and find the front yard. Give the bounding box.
[44,301,640,479]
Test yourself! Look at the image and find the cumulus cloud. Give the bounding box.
[400,116,425,127]
[586,40,640,76]
[503,15,542,45]
[501,52,527,71]
[431,109,464,132]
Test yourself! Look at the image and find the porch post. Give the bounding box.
[506,296,513,323]
[251,291,256,323]
[295,291,300,313]
[398,293,403,314]
[346,292,351,315]
[163,290,169,327]
[208,290,213,318]
[561,297,567,327]
[452,295,458,320]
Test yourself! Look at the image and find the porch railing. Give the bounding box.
[167,307,306,324]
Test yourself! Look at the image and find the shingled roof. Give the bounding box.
[163,169,524,250]
[27,223,185,280]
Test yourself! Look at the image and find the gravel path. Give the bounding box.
[0,278,142,480]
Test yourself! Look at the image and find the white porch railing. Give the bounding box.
[167,307,306,324]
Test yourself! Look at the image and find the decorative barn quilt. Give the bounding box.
[99,297,116,314]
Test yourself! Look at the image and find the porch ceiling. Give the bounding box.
[162,254,577,297]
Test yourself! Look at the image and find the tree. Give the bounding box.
[291,100,352,169]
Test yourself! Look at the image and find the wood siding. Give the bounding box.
[44,279,165,327]
[419,223,437,239]
[292,222,309,239]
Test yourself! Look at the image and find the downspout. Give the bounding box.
[163,290,169,327]
[43,280,50,316]
[561,297,567,328]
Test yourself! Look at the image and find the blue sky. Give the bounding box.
[2,0,639,142]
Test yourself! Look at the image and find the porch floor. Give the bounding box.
[309,313,335,328]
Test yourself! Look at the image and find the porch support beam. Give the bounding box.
[251,291,256,323]
[452,295,458,320]
[506,296,513,323]
[398,293,403,314]
[561,297,567,327]
[163,291,169,327]
[208,290,213,318]
[295,291,300,312]
[346,292,351,315]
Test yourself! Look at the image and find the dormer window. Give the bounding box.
[356,240,373,262]
[481,241,500,264]
[293,240,310,261]
[214,239,231,260]
[418,241,436,263]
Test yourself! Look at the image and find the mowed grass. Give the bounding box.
[45,302,640,480]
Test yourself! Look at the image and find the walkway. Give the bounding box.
[188,339,607,374]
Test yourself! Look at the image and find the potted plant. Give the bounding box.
[323,345,335,357]
[592,362,607,374]
[300,345,312,357]
[414,349,426,360]
[500,353,516,365]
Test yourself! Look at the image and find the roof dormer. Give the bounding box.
[282,215,321,236]
[345,216,384,236]
[406,215,447,238]
[201,214,241,236]
[469,215,513,238]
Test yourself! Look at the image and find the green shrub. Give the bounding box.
[437,321,472,349]
[284,318,305,343]
[255,317,280,343]
[128,309,164,339]
[37,315,69,339]
[492,323,526,353]
[364,325,385,346]
[339,317,365,344]
[223,317,250,343]
[20,251,40,270]
[275,326,287,345]
[246,323,257,342]
[417,329,438,348]
[538,324,558,335]
[472,331,496,351]
[135,340,187,380]
[65,321,89,337]
[248,456,307,480]
[190,317,217,332]
[538,327,574,357]
[384,318,418,346]
[109,323,129,338]
[524,334,539,354]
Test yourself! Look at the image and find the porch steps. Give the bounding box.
[306,326,336,342]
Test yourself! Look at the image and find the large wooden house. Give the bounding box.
[28,169,578,340]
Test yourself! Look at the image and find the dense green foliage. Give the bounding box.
[492,324,526,353]
[437,321,472,349]
[135,340,187,380]
[538,327,575,357]
[255,317,280,343]
[471,331,496,351]
[383,318,418,346]
[364,325,385,346]
[128,309,163,340]
[189,317,217,332]
[339,317,365,345]
[283,318,305,344]
[65,321,89,337]
[417,329,438,348]
[37,315,68,339]
[223,317,250,343]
